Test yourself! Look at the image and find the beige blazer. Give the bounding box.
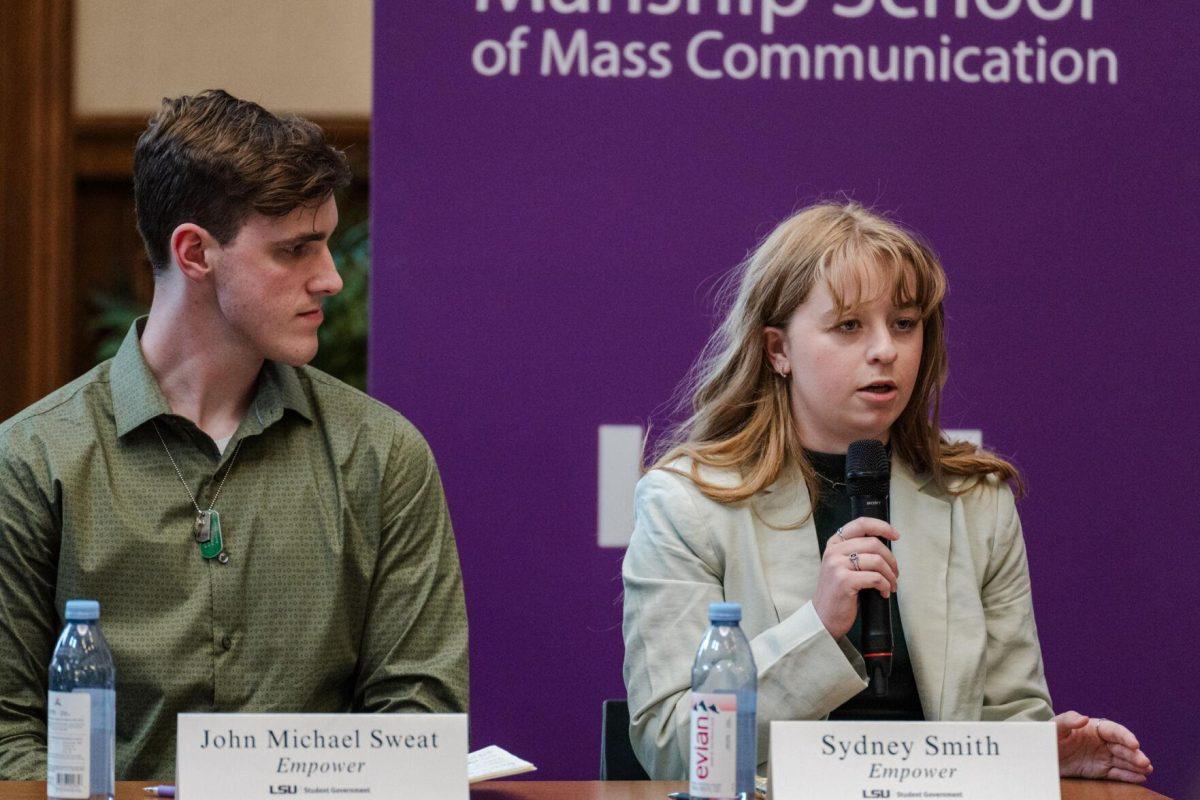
[621,457,1053,779]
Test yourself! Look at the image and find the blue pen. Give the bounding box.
[143,786,175,798]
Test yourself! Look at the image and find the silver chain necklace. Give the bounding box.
[153,420,243,560]
[815,472,848,491]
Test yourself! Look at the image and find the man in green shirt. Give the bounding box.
[0,90,469,780]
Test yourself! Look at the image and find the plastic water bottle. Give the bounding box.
[689,601,757,800]
[47,599,115,800]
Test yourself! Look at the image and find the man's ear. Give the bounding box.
[763,326,791,375]
[169,223,217,282]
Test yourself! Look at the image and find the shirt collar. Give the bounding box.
[110,318,173,438]
[251,359,314,431]
[110,317,314,438]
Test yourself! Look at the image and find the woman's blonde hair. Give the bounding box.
[651,201,1022,506]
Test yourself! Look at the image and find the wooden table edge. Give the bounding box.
[0,778,1171,799]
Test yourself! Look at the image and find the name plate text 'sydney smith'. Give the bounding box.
[770,721,1060,800]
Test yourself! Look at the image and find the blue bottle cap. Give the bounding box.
[709,601,742,623]
[65,599,100,621]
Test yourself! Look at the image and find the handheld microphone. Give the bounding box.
[846,439,893,697]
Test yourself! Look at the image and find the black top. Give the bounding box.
[806,449,925,721]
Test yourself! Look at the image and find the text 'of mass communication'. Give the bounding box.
[469,0,1118,86]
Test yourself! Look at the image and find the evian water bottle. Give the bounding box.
[47,599,115,800]
[689,601,757,800]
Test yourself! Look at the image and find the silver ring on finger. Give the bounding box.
[849,552,861,571]
[836,527,847,543]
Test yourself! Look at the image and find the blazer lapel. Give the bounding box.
[890,459,952,720]
[752,469,821,624]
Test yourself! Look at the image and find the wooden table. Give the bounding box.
[473,780,1171,800]
[0,780,1173,799]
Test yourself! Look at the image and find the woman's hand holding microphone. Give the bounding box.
[812,517,899,639]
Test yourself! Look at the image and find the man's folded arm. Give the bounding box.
[352,420,469,715]
[0,434,61,780]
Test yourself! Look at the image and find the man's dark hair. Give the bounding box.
[133,89,352,273]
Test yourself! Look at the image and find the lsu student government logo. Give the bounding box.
[268,785,298,794]
[862,791,891,798]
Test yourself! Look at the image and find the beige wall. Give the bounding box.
[74,0,371,116]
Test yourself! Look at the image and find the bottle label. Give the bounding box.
[47,690,90,799]
[689,691,738,799]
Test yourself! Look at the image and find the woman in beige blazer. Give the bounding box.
[621,202,1152,784]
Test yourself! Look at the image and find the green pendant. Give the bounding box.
[199,510,224,559]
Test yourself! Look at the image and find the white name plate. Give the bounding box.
[177,713,468,800]
[770,721,1059,800]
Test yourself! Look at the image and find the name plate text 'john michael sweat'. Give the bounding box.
[177,713,468,800]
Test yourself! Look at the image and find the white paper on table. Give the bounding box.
[468,745,537,783]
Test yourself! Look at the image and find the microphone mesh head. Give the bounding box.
[846,439,890,480]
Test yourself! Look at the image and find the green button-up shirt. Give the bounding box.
[0,321,468,780]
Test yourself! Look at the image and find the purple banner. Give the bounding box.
[372,3,1198,795]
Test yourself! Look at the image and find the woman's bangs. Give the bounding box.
[899,242,946,317]
[821,239,932,316]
